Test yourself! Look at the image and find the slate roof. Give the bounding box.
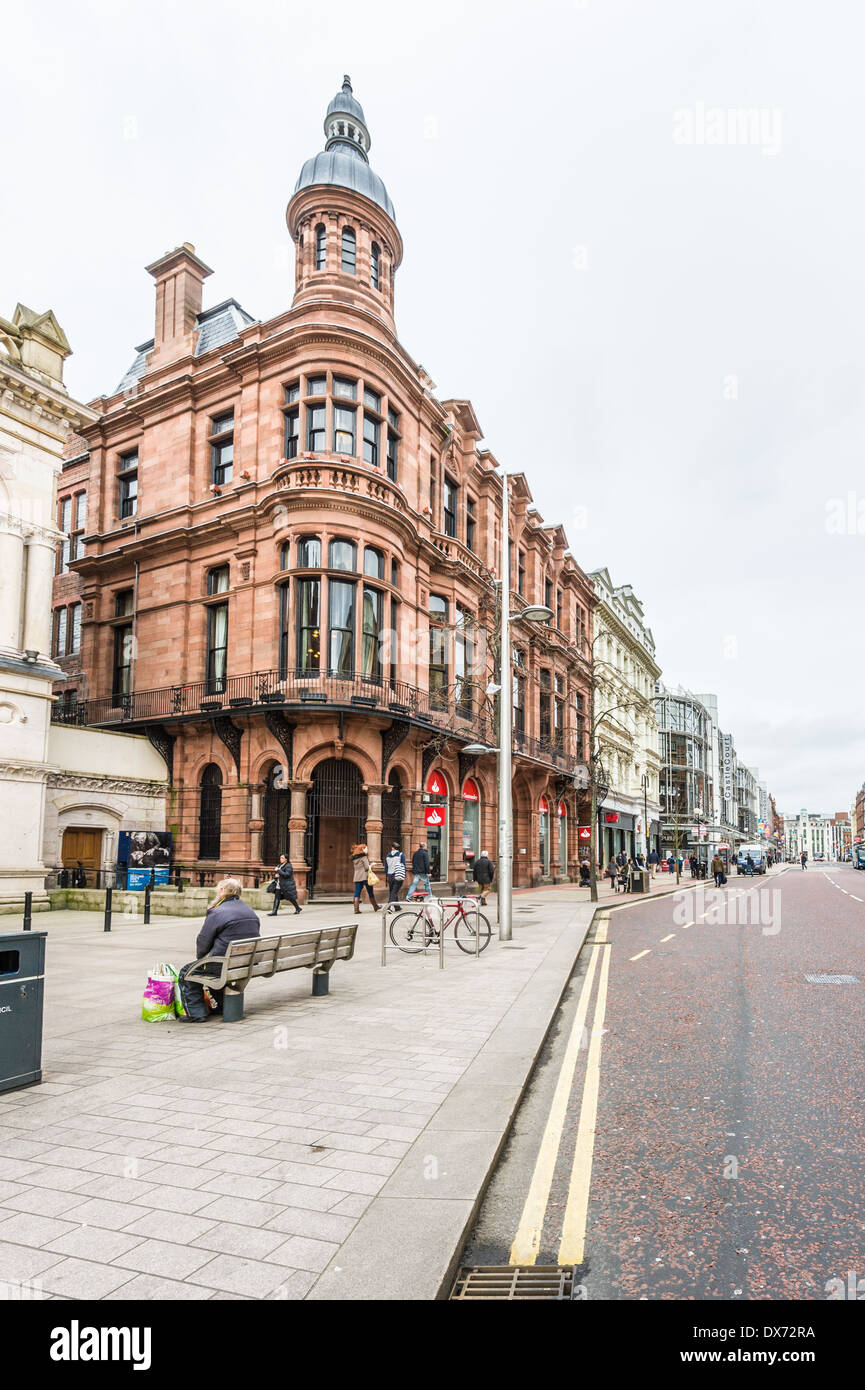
[113,298,257,395]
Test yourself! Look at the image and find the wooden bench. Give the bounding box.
[184,925,357,1022]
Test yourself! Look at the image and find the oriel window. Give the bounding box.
[278,583,290,679]
[297,577,321,674]
[284,408,299,459]
[298,536,321,568]
[328,579,355,676]
[307,404,326,452]
[333,405,356,455]
[361,586,382,681]
[363,413,380,467]
[329,539,356,571]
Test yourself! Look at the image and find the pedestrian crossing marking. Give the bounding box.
[508,924,606,1266]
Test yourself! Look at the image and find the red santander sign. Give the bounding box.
[424,806,446,827]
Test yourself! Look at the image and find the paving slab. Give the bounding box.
[0,888,599,1300]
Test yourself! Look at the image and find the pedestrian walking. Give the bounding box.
[472,850,495,904]
[711,852,724,888]
[385,842,406,905]
[745,854,755,878]
[800,850,808,870]
[606,859,620,892]
[351,843,380,913]
[269,854,302,915]
[406,842,432,899]
[647,848,659,877]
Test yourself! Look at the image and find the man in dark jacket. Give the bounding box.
[472,850,495,904]
[407,843,431,899]
[180,879,261,1021]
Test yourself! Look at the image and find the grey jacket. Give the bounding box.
[196,897,261,959]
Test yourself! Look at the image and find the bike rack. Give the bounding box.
[380,895,486,968]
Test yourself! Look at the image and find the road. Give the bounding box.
[462,863,865,1299]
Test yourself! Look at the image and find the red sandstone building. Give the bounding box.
[58,77,595,895]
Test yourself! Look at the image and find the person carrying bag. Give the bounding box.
[269,854,302,916]
[351,844,379,913]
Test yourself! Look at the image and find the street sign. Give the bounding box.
[424,806,446,827]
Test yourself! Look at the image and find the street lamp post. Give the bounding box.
[462,472,552,942]
[641,772,649,860]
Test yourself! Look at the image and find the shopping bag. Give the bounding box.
[367,868,379,887]
[175,963,211,1022]
[142,963,177,1022]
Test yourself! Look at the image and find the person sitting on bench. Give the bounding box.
[178,879,260,1021]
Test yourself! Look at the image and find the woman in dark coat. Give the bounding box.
[270,854,302,916]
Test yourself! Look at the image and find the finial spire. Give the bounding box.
[342,74,352,92]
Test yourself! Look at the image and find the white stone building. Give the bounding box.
[590,569,662,862]
[0,303,168,908]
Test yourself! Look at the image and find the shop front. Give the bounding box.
[424,768,449,882]
[461,777,481,880]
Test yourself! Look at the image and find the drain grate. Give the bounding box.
[804,973,860,984]
[451,1265,577,1300]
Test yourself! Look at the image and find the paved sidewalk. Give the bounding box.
[0,889,601,1301]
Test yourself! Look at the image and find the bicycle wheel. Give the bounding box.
[454,907,492,954]
[389,907,432,954]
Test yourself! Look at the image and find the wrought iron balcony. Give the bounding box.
[51,668,577,772]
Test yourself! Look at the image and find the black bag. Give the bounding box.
[265,879,277,894]
[720,872,727,886]
[176,962,212,1022]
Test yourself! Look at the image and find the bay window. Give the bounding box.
[328,579,355,676]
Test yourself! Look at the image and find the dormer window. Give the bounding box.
[341,227,356,274]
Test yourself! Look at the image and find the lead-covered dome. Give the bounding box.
[293,75,396,223]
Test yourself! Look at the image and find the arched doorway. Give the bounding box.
[199,764,223,860]
[304,759,367,896]
[263,763,290,865]
[382,769,402,852]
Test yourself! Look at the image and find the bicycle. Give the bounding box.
[388,894,492,955]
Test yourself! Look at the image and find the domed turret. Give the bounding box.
[287,76,403,330]
[293,75,395,220]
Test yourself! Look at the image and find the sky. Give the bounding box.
[2,0,863,815]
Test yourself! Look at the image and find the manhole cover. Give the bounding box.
[804,973,860,984]
[451,1265,578,1300]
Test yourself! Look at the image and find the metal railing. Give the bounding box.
[50,667,579,771]
[45,866,185,891]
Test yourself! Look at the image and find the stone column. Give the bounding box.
[400,791,414,859]
[0,524,25,651]
[289,780,312,896]
[364,783,386,871]
[23,535,56,659]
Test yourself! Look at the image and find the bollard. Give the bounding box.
[103,887,113,932]
[144,884,151,925]
[174,868,183,892]
[150,866,156,889]
[23,891,32,932]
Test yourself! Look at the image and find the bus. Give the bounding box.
[853,844,865,870]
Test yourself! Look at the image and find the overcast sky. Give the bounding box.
[3,0,863,815]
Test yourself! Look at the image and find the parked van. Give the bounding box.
[736,844,768,875]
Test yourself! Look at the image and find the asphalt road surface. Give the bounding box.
[462,863,865,1299]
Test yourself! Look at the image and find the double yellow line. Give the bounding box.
[509,917,613,1266]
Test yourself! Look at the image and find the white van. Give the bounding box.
[736,844,767,875]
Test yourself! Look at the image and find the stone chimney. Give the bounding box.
[146,243,212,367]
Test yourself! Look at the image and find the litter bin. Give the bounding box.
[0,931,46,1094]
[629,869,650,894]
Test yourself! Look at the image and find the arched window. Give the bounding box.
[294,537,319,570]
[341,226,356,274]
[315,223,326,270]
[329,538,357,571]
[364,546,384,579]
[199,765,223,860]
[370,241,380,289]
